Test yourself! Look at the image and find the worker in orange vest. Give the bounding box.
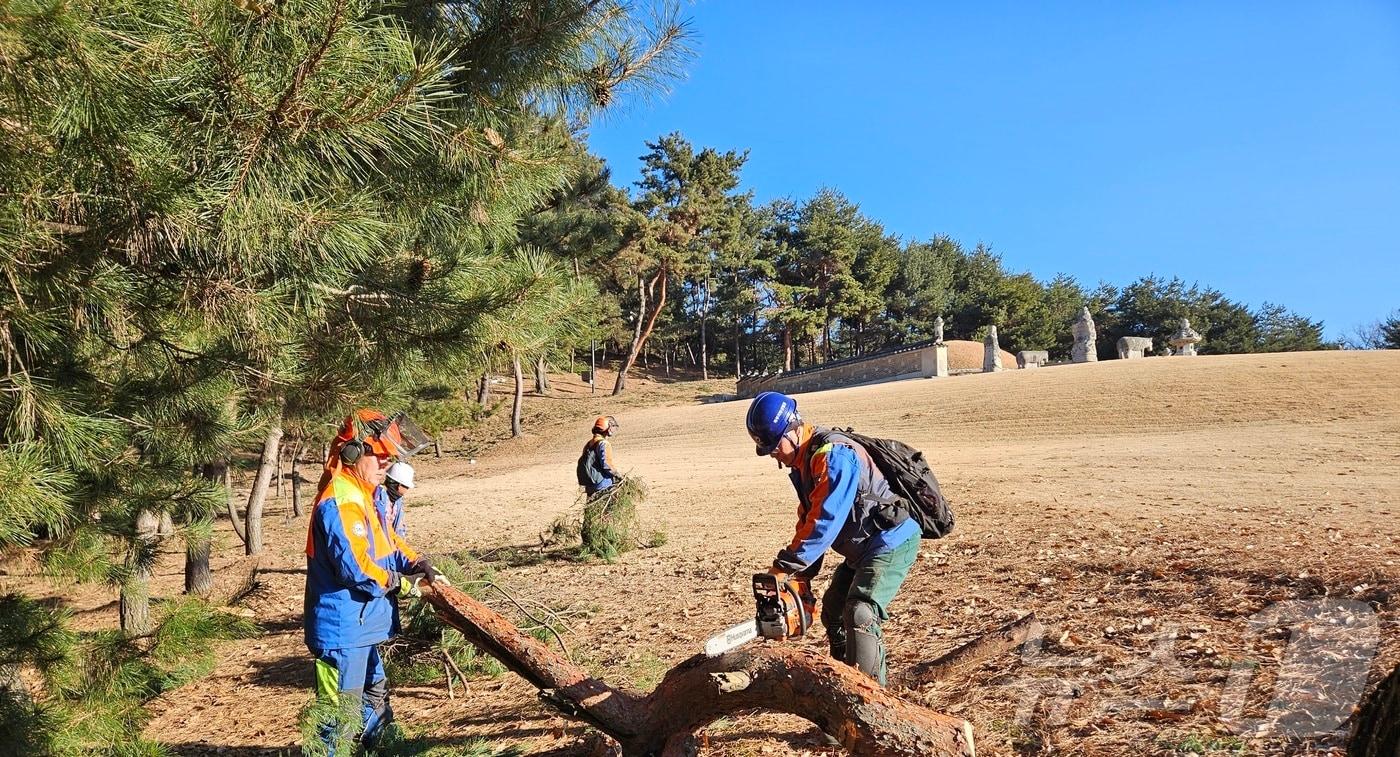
[304,409,443,750]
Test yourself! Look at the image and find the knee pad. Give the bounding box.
[363,676,388,710]
[845,601,880,635]
[361,677,395,747]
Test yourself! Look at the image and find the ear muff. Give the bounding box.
[339,438,366,465]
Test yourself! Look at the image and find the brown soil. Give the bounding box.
[9,351,1400,756]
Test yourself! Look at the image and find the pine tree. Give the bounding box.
[886,237,957,344]
[1382,314,1400,349]
[1253,302,1332,352]
[1,0,692,750]
[708,195,768,378]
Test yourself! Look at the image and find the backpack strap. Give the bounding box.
[806,426,906,530]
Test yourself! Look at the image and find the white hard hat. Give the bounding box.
[386,462,416,489]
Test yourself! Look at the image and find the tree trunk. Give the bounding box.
[511,353,524,438]
[615,274,646,396]
[223,464,246,545]
[783,325,793,372]
[184,530,212,598]
[244,420,283,556]
[187,461,225,597]
[274,441,286,499]
[686,342,697,367]
[734,323,742,379]
[289,442,305,517]
[700,274,710,380]
[120,508,161,636]
[425,586,991,756]
[534,355,550,394]
[663,341,671,376]
[0,663,26,702]
[614,267,668,396]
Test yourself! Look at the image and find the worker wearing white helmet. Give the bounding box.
[384,462,415,538]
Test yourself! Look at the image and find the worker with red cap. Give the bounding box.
[304,409,443,750]
[576,415,621,497]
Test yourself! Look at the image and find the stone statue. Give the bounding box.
[1116,336,1153,359]
[1017,350,1049,368]
[1169,317,1203,356]
[931,318,949,377]
[983,325,1003,372]
[1071,307,1097,363]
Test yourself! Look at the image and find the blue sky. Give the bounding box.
[584,2,1400,340]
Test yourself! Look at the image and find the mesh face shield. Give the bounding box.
[385,412,433,458]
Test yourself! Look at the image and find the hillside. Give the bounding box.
[120,351,1400,754]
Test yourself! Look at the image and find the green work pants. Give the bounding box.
[820,534,919,686]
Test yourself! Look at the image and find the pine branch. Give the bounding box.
[230,0,348,197]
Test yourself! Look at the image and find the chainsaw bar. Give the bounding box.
[703,618,759,657]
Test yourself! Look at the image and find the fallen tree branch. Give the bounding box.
[480,580,571,658]
[900,614,1042,686]
[443,649,469,698]
[424,585,1002,756]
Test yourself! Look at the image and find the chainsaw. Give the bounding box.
[703,572,814,657]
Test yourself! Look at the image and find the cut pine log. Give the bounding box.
[424,585,1033,756]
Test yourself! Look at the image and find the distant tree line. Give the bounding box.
[1345,311,1400,350]
[528,132,1337,386]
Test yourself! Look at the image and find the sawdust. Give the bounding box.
[9,351,1400,755]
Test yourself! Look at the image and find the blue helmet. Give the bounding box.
[746,391,800,456]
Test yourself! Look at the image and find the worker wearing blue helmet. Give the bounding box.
[745,391,920,686]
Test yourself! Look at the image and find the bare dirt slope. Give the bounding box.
[130,351,1400,755]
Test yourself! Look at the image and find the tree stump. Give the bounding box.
[424,585,1031,756]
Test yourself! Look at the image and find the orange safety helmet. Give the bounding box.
[335,409,404,465]
[320,409,417,491]
[591,415,619,435]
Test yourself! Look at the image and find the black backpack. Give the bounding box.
[825,427,955,539]
[576,440,604,489]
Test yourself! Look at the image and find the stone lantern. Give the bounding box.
[1169,317,1203,356]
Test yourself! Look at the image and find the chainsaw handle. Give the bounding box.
[784,577,814,636]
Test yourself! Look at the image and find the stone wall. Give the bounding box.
[737,341,939,398]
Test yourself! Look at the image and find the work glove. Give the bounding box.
[387,571,426,598]
[414,559,450,586]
